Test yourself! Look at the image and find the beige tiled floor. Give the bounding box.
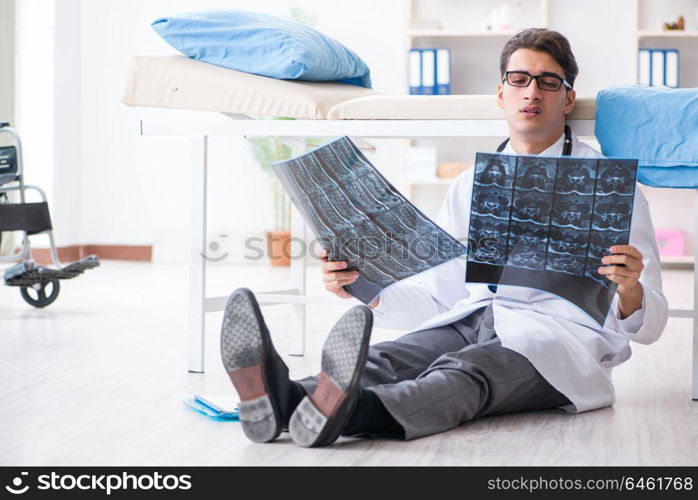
[0,261,696,465]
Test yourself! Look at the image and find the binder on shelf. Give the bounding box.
[641,48,680,88]
[665,49,679,88]
[436,48,451,95]
[408,47,451,95]
[421,49,436,95]
[409,49,422,95]
[638,49,650,86]
[650,49,664,87]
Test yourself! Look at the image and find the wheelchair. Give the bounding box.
[0,123,99,307]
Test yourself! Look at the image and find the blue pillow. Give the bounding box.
[152,9,372,88]
[595,85,698,188]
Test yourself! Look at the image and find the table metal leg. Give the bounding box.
[289,204,307,356]
[188,135,207,373]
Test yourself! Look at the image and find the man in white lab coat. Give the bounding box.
[221,28,668,447]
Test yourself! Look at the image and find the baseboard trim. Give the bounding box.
[31,245,152,264]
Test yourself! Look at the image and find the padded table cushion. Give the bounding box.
[123,55,596,120]
[122,55,376,119]
[329,94,596,120]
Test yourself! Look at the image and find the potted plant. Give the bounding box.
[247,7,317,267]
[248,133,293,266]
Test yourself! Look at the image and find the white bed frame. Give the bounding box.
[139,111,697,400]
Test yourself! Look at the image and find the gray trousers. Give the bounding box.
[298,304,571,440]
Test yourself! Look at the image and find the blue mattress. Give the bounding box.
[595,85,698,188]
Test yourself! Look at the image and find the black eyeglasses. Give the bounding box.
[503,71,572,91]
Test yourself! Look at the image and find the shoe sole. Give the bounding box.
[289,306,372,447]
[220,288,281,443]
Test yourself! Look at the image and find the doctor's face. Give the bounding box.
[497,48,576,141]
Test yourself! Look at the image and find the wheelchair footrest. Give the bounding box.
[61,255,100,275]
[4,255,100,286]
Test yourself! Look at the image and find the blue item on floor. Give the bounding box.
[152,9,372,88]
[184,395,239,420]
[595,85,698,188]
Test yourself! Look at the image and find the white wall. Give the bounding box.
[0,0,15,126]
[52,0,82,246]
[548,0,638,95]
[14,0,53,185]
[14,0,55,239]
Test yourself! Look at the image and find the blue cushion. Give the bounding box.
[151,9,371,88]
[595,85,698,188]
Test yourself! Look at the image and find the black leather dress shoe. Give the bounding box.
[288,305,373,447]
[220,288,293,443]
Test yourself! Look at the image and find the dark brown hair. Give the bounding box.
[500,28,579,88]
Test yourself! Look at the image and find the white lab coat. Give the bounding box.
[372,130,669,413]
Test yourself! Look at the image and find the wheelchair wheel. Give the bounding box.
[20,280,60,308]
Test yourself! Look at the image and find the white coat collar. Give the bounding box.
[502,130,567,157]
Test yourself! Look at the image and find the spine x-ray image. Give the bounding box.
[272,136,467,304]
[467,153,638,325]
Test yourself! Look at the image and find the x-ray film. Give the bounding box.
[272,136,467,304]
[467,152,638,325]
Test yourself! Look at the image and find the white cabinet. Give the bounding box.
[636,0,698,89]
[404,0,549,94]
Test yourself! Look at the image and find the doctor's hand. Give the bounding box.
[319,248,359,300]
[598,244,644,318]
[318,249,381,308]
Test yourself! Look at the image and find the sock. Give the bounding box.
[342,388,404,438]
[287,380,307,415]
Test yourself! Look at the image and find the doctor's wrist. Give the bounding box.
[617,282,643,319]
